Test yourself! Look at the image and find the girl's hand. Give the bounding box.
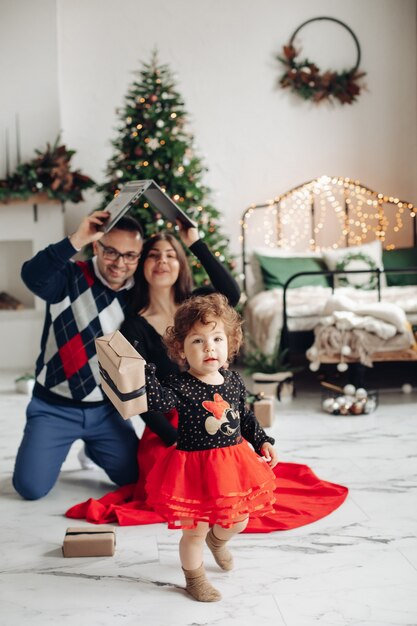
[177,220,199,247]
[261,442,278,468]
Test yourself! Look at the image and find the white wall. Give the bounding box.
[1,0,416,258]
[0,0,60,173]
[56,0,417,255]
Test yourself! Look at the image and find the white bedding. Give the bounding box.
[244,285,417,355]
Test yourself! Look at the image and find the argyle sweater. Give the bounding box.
[21,238,131,406]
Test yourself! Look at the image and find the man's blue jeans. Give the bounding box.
[13,397,139,500]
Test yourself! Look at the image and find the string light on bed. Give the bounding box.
[240,176,416,296]
[242,177,416,252]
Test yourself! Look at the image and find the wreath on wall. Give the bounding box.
[278,17,366,105]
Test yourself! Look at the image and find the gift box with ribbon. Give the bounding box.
[95,330,147,419]
[247,392,275,428]
[62,526,116,557]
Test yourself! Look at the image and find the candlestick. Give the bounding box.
[5,128,10,177]
[15,114,21,165]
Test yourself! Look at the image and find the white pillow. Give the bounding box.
[322,240,386,290]
[248,247,323,296]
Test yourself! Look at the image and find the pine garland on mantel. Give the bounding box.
[0,137,95,204]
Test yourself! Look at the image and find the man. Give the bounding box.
[13,210,143,500]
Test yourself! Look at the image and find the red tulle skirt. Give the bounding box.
[65,409,349,532]
[145,440,277,529]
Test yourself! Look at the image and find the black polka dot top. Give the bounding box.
[145,365,275,454]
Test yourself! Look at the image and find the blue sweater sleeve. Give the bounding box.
[21,237,79,303]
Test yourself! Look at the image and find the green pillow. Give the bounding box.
[255,254,330,290]
[382,248,417,286]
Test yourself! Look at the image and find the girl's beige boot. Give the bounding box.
[205,527,234,571]
[182,563,221,602]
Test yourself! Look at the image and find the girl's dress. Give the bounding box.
[66,415,348,530]
[144,366,277,529]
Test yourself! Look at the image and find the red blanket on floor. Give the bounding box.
[66,417,348,533]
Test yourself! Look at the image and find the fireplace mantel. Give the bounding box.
[0,199,64,369]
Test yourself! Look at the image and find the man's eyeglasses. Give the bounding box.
[97,240,140,265]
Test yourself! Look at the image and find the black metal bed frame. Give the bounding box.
[240,176,417,369]
[241,176,417,296]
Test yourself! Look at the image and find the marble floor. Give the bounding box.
[1,367,417,626]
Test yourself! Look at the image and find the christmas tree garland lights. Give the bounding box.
[98,51,235,286]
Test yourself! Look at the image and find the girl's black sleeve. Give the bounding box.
[140,410,177,446]
[189,239,240,306]
[234,372,275,455]
[120,316,178,445]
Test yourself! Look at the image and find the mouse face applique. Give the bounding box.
[202,393,240,436]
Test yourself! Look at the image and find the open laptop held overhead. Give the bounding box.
[100,180,197,233]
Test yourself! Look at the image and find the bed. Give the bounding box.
[241,176,417,370]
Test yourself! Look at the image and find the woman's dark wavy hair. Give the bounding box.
[128,232,194,313]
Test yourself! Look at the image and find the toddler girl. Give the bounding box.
[144,293,278,602]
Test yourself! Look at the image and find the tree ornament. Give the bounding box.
[355,388,368,400]
[147,138,160,150]
[343,384,356,397]
[278,17,366,105]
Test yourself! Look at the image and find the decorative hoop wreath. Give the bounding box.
[336,252,378,290]
[278,17,366,105]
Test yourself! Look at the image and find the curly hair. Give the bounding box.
[164,293,243,366]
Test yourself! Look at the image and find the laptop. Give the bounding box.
[101,179,197,233]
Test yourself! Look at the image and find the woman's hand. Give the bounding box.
[261,442,278,468]
[177,220,199,247]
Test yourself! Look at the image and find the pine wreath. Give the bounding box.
[278,17,366,105]
[336,252,378,290]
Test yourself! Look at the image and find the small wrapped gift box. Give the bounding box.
[95,330,147,419]
[62,526,116,557]
[248,393,275,428]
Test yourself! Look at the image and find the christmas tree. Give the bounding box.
[98,51,235,286]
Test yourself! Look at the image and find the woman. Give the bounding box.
[66,225,347,529]
[120,224,240,447]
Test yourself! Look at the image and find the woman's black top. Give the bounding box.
[120,239,240,444]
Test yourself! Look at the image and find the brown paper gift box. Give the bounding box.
[62,526,116,557]
[253,397,275,428]
[95,330,147,419]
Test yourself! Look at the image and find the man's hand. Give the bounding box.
[69,211,110,250]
